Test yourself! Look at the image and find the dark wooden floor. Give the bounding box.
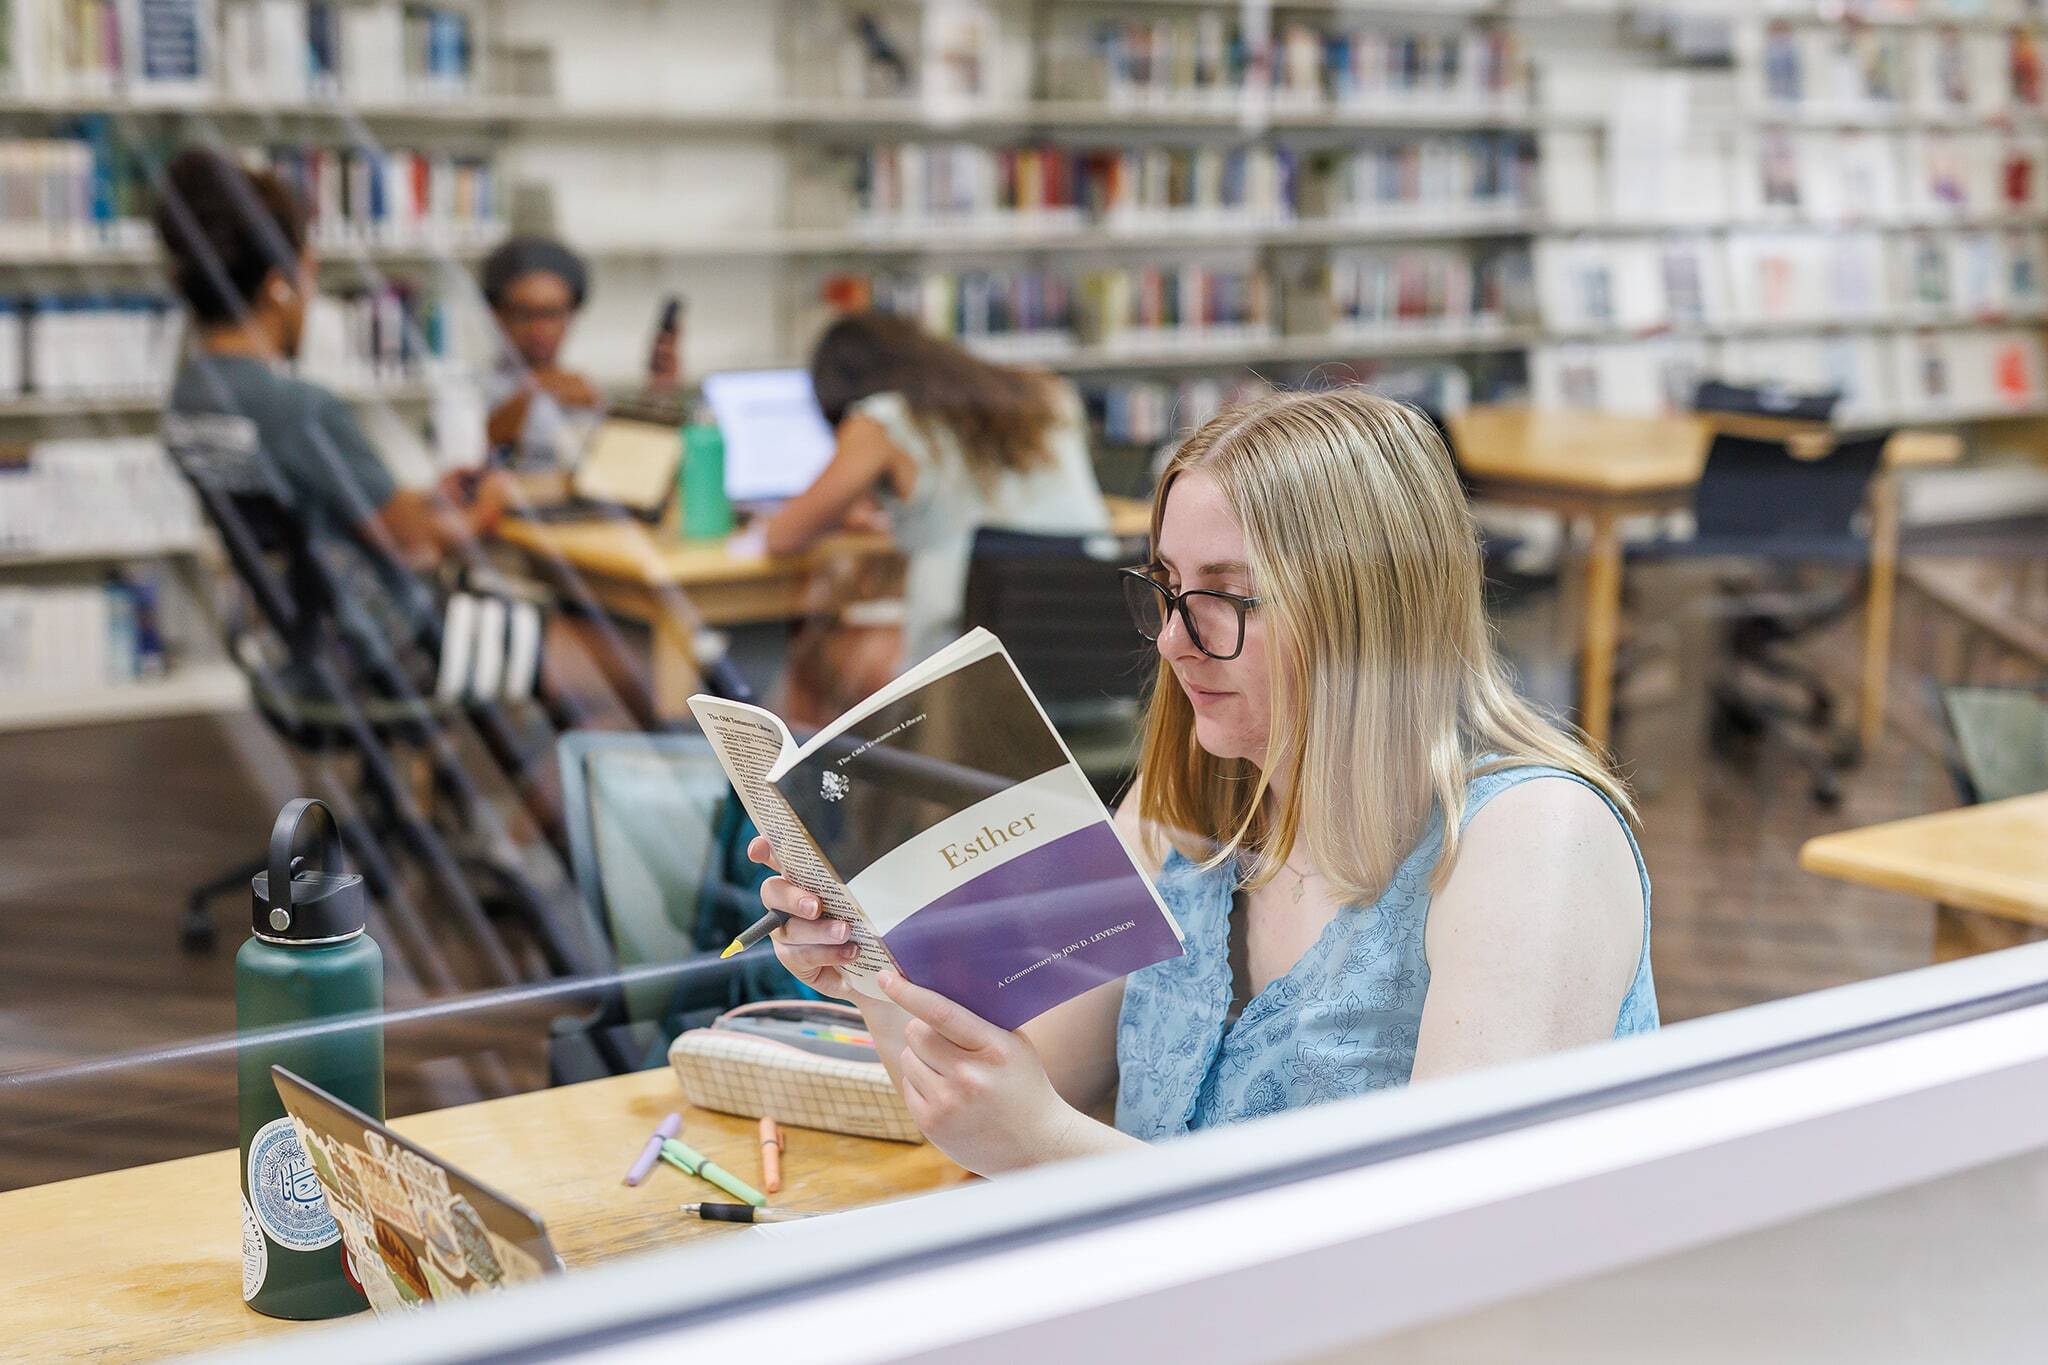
[0,571,1968,1190]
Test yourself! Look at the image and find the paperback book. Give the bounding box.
[690,629,1183,1031]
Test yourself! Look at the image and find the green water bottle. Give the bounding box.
[681,420,734,540]
[236,798,385,1320]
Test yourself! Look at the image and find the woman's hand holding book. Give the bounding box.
[749,835,865,1003]
[749,834,1141,1174]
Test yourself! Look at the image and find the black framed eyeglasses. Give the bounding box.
[1119,567,1262,662]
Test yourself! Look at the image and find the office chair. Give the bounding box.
[1634,426,1890,806]
[548,730,801,1082]
[1936,684,2048,806]
[962,526,1154,804]
[164,430,607,997]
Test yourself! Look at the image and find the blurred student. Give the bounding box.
[480,235,603,471]
[765,311,1109,716]
[155,147,519,682]
[757,389,1658,1175]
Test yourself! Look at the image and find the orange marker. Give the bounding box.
[759,1115,784,1195]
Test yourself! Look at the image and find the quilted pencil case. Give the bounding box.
[667,1000,923,1144]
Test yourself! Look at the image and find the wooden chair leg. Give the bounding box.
[1933,903,2045,963]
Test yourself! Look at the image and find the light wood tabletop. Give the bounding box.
[494,495,1153,716]
[0,1068,967,1364]
[1800,792,2048,925]
[1448,406,1961,495]
[1448,406,1963,751]
[494,494,1154,593]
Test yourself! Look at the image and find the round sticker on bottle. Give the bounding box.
[247,1117,340,1252]
[241,1194,268,1301]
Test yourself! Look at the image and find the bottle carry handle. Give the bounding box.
[264,797,341,924]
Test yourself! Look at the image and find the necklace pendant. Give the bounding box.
[1291,875,1306,905]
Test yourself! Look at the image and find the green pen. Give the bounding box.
[660,1137,767,1207]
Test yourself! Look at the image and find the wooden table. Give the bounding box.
[495,496,1154,717]
[0,1068,967,1363]
[1799,792,2048,962]
[1448,407,1963,751]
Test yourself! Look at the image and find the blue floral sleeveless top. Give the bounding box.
[1114,765,1659,1139]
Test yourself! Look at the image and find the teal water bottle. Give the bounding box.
[236,798,385,1320]
[681,421,734,540]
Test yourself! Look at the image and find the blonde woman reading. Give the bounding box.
[752,389,1658,1174]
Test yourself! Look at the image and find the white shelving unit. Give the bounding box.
[0,380,436,421]
[0,542,204,570]
[3,0,2044,732]
[0,663,248,733]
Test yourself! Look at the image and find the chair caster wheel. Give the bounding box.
[179,912,217,953]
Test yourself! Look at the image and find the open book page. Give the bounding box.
[687,697,898,991]
[770,629,1001,781]
[769,635,1183,1030]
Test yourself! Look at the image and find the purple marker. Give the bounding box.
[624,1113,684,1186]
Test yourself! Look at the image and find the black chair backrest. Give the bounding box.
[1692,431,1889,550]
[162,413,336,662]
[963,527,1154,709]
[1693,378,1844,424]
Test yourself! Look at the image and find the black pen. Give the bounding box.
[683,1202,825,1224]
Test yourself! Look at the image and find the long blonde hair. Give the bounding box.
[1134,387,1632,901]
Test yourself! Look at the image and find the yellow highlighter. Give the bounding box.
[720,909,790,959]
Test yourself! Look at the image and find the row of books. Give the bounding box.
[1557,125,2048,227]
[0,133,499,256]
[1069,16,1528,110]
[809,2,1016,102]
[0,127,150,250]
[1081,374,1272,446]
[1330,249,1536,335]
[296,283,451,387]
[0,437,199,558]
[0,0,477,101]
[0,578,171,694]
[0,294,180,399]
[822,263,1273,351]
[1273,21,1528,110]
[1755,127,2048,219]
[247,144,501,247]
[1082,264,1272,347]
[1530,327,2048,420]
[1326,136,1536,222]
[1804,0,2048,21]
[0,286,453,400]
[1752,21,2045,114]
[1080,363,1469,447]
[1081,12,1254,105]
[1539,229,2048,332]
[829,268,1078,353]
[220,0,475,103]
[3,0,161,97]
[851,135,1547,232]
[853,143,1300,228]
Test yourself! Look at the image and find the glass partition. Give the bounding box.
[3,1,2045,1361]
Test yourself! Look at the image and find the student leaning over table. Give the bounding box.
[752,389,1659,1175]
[761,311,1109,724]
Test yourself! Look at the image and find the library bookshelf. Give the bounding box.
[2,0,2045,730]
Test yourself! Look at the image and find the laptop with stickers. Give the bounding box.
[271,1066,566,1314]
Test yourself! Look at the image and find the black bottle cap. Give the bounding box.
[250,798,368,944]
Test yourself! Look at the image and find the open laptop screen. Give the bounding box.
[701,368,838,504]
